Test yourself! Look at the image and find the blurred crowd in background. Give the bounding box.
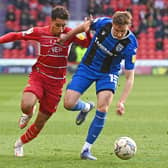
[0,0,168,61]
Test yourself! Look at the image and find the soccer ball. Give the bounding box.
[114,136,137,160]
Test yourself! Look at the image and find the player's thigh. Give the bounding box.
[96,74,118,112]
[96,74,118,94]
[22,71,44,106]
[67,74,93,94]
[40,92,61,115]
[97,90,114,112]
[21,92,38,108]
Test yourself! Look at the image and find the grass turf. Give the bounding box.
[0,74,168,168]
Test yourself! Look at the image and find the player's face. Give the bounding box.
[112,24,129,40]
[50,18,67,36]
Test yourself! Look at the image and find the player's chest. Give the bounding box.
[39,37,68,54]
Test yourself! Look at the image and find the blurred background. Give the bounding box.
[0,0,168,75]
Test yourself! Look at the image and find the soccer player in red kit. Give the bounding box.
[0,6,92,157]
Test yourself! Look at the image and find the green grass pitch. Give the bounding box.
[0,74,168,168]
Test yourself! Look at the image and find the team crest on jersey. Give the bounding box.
[116,43,124,52]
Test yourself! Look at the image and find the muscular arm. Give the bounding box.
[0,32,23,43]
[60,17,92,43]
[116,69,135,115]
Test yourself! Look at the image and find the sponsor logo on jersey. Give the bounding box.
[95,37,114,56]
[51,46,62,53]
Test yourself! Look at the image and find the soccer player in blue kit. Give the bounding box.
[61,11,138,160]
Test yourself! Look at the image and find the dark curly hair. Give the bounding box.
[51,6,70,20]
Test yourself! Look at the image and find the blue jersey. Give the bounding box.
[67,17,138,94]
[80,17,138,75]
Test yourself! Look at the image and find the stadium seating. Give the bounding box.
[2,0,68,59]
[88,0,168,60]
[1,0,168,60]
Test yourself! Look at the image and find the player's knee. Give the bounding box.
[64,100,74,110]
[21,102,33,114]
[97,105,109,113]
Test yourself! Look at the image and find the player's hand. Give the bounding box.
[83,15,93,32]
[116,102,125,115]
[59,34,68,44]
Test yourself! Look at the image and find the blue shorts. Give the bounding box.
[67,64,119,94]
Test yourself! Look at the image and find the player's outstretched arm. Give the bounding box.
[60,15,93,43]
[0,32,24,43]
[116,69,135,115]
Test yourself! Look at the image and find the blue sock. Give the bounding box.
[86,110,107,144]
[70,100,86,111]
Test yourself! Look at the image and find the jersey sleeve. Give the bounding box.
[124,39,138,70]
[21,27,40,41]
[0,27,40,43]
[67,29,92,48]
[69,32,92,48]
[0,32,23,43]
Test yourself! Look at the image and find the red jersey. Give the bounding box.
[0,26,91,80]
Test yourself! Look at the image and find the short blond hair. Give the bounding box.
[112,11,132,25]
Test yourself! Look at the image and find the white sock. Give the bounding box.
[82,103,91,112]
[22,113,29,117]
[15,138,23,147]
[81,142,92,152]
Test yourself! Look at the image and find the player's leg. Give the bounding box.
[64,89,93,113]
[64,74,94,125]
[14,83,61,157]
[80,90,114,160]
[19,72,43,129]
[80,74,118,160]
[19,92,37,129]
[14,111,51,157]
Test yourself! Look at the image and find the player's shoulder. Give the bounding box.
[91,17,112,31]
[34,26,49,33]
[127,30,138,48]
[93,17,112,25]
[24,26,50,36]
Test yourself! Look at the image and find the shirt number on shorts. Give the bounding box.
[109,74,118,86]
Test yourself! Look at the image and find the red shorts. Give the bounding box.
[24,71,66,115]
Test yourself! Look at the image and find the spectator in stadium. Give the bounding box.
[60,11,138,160]
[163,22,168,38]
[26,41,36,57]
[20,9,31,30]
[0,5,91,157]
[5,5,16,22]
[135,18,148,35]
